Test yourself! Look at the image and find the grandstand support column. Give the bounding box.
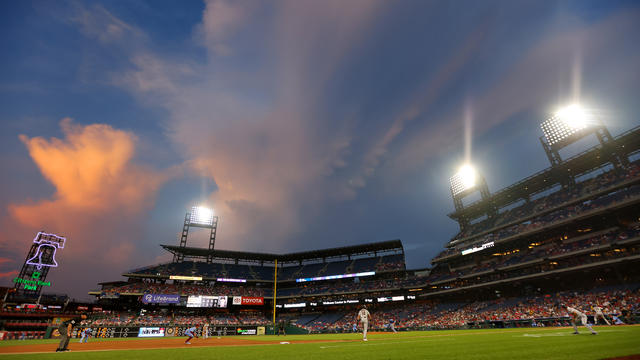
[452,196,469,231]
[478,178,496,219]
[540,137,576,187]
[206,216,219,264]
[540,136,563,167]
[174,213,190,263]
[594,126,629,169]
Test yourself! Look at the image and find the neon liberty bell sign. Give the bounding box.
[26,232,66,270]
[13,232,66,291]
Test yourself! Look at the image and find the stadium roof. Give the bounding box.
[160,239,404,263]
[448,125,640,222]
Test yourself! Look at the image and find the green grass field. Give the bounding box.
[1,326,639,360]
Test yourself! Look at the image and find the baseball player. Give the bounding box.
[611,313,624,325]
[356,305,372,341]
[560,304,597,335]
[79,328,92,343]
[389,318,397,333]
[592,304,610,326]
[184,326,198,344]
[202,323,209,339]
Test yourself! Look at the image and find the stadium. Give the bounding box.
[2,2,640,360]
[1,105,639,359]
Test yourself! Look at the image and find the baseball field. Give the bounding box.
[0,326,639,360]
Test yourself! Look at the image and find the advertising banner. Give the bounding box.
[236,328,257,335]
[47,325,259,338]
[240,297,264,306]
[141,293,181,304]
[138,327,166,337]
[233,296,242,305]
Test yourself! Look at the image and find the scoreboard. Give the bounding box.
[186,295,228,308]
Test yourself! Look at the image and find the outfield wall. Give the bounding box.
[44,325,265,339]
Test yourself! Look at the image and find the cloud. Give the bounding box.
[346,21,491,191]
[109,0,385,251]
[3,119,169,296]
[13,118,163,215]
[379,8,640,187]
[0,270,18,279]
[196,0,251,56]
[72,2,640,262]
[69,3,146,45]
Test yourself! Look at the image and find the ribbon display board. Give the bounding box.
[59,325,261,339]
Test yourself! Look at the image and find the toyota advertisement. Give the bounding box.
[232,296,264,306]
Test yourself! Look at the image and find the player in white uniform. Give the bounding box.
[356,305,371,341]
[561,304,597,335]
[592,305,610,326]
[202,323,209,339]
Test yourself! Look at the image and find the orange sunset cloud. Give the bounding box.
[6,118,168,263]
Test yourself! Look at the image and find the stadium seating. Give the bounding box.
[127,253,405,282]
[440,161,640,257]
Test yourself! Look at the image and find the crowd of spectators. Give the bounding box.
[99,225,638,299]
[300,285,639,332]
[101,282,267,297]
[81,311,270,327]
[428,225,640,285]
[130,256,405,282]
[437,161,640,261]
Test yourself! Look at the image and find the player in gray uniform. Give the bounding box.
[592,305,610,326]
[559,303,597,335]
[356,305,372,341]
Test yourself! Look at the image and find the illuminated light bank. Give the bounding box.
[295,271,375,283]
[190,206,214,226]
[217,278,246,283]
[377,296,405,302]
[450,164,477,196]
[540,104,592,145]
[461,241,495,255]
[170,275,202,281]
[283,302,306,308]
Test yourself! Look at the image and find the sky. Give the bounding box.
[1,0,639,300]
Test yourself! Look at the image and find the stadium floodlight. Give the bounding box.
[450,164,477,197]
[541,104,591,146]
[189,206,214,226]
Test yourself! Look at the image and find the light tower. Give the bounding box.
[174,206,219,263]
[449,164,493,231]
[539,104,628,176]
